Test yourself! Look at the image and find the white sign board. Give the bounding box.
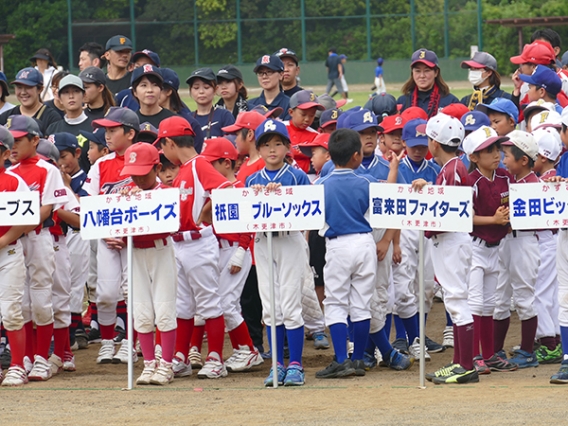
[369,183,473,232]
[0,191,40,226]
[211,185,325,233]
[509,182,568,230]
[80,188,180,240]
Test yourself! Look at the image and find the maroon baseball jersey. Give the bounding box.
[516,171,540,184]
[540,168,556,179]
[470,168,512,244]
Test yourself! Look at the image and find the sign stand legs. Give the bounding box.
[127,235,134,390]
[267,232,278,389]
[418,230,426,389]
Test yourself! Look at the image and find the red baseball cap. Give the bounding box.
[401,106,428,121]
[510,41,556,65]
[120,142,160,176]
[221,111,266,133]
[441,103,469,120]
[201,137,238,162]
[298,133,330,157]
[379,115,406,134]
[154,116,195,146]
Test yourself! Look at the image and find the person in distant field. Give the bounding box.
[324,48,344,100]
[373,58,386,94]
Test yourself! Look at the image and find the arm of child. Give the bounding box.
[0,225,32,250]
[392,229,402,264]
[40,204,54,224]
[387,150,404,184]
[376,228,397,261]
[473,205,509,226]
[411,178,429,192]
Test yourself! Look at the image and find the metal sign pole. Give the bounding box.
[127,235,134,390]
[267,232,278,389]
[418,230,426,388]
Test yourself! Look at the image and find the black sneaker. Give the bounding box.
[0,347,11,369]
[87,327,101,344]
[425,336,445,353]
[392,338,409,354]
[432,366,479,384]
[316,359,356,379]
[75,329,89,350]
[113,326,126,344]
[351,359,366,376]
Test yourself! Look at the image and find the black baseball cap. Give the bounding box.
[186,68,216,86]
[79,66,106,85]
[92,107,140,130]
[79,128,107,147]
[253,55,284,73]
[217,65,243,81]
[161,68,180,90]
[364,93,398,119]
[105,35,133,52]
[131,64,163,86]
[131,49,161,67]
[273,48,299,65]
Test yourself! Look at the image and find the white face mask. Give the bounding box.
[468,69,486,87]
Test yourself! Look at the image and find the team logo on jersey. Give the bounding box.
[179,181,193,201]
[29,182,40,191]
[264,120,277,132]
[7,248,16,256]
[54,245,59,252]
[143,64,153,73]
[331,110,338,119]
[100,178,133,194]
[362,112,373,123]
[54,189,67,197]
[395,116,402,125]
[501,191,509,205]
[261,55,271,64]
[129,152,137,163]
[464,114,476,126]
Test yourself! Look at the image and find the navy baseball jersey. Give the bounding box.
[398,157,440,184]
[71,169,89,197]
[320,155,406,183]
[246,163,310,187]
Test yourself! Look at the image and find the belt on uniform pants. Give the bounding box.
[512,230,536,237]
[263,231,291,238]
[218,239,238,249]
[133,238,168,249]
[472,236,500,248]
[172,230,202,242]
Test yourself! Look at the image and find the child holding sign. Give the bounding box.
[246,119,310,387]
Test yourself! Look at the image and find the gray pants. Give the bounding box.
[325,77,344,95]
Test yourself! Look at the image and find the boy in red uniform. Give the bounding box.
[7,116,69,380]
[157,116,233,379]
[83,107,140,365]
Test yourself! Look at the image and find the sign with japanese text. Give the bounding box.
[0,191,40,226]
[369,183,473,232]
[80,188,180,240]
[509,182,568,230]
[211,185,325,233]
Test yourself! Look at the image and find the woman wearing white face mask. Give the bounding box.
[460,52,512,111]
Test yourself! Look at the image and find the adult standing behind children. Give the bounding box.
[78,42,105,71]
[274,48,303,98]
[324,48,344,100]
[215,65,248,118]
[248,55,291,121]
[132,65,176,129]
[30,48,58,102]
[104,35,133,97]
[79,66,115,120]
[0,72,14,114]
[398,49,459,118]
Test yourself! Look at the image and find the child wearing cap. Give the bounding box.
[248,55,291,121]
[82,128,110,165]
[492,130,541,370]
[379,115,406,160]
[476,98,519,137]
[156,116,232,379]
[318,109,341,134]
[519,66,563,113]
[533,127,562,178]
[158,151,179,186]
[461,126,516,375]
[7,115,69,381]
[83,106,141,365]
[79,66,115,120]
[117,142,178,386]
[215,65,248,118]
[0,127,34,386]
[131,65,176,129]
[186,67,235,139]
[246,119,311,386]
[413,113,478,384]
[104,35,133,96]
[0,67,62,135]
[199,137,263,372]
[459,110,492,169]
[298,133,331,178]
[285,90,324,174]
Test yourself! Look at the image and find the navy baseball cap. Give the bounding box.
[402,119,428,147]
[131,49,161,67]
[186,67,216,86]
[519,65,562,96]
[217,65,243,81]
[273,48,299,65]
[50,132,79,151]
[254,55,284,73]
[289,90,324,110]
[346,108,378,132]
[460,111,490,132]
[79,66,106,85]
[339,54,347,60]
[106,35,133,51]
[138,122,158,143]
[161,68,180,90]
[11,67,43,87]
[476,98,519,123]
[255,119,290,147]
[92,107,140,130]
[336,107,361,129]
[0,72,8,96]
[0,126,14,150]
[320,109,342,129]
[6,115,41,138]
[251,104,283,119]
[131,64,163,86]
[364,93,398,120]
[411,48,439,68]
[79,128,107,147]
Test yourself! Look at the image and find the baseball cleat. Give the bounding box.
[264,363,286,387]
[385,348,414,371]
[485,351,518,372]
[550,360,568,384]
[473,356,490,375]
[188,347,203,369]
[442,326,454,348]
[426,363,460,382]
[409,337,431,362]
[315,359,356,379]
[312,332,330,350]
[508,349,538,369]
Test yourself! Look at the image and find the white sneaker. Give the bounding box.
[150,359,174,385]
[172,352,192,377]
[155,344,162,363]
[136,360,156,385]
[409,337,431,362]
[97,339,115,364]
[375,348,384,366]
[225,345,263,372]
[113,339,138,364]
[48,354,63,376]
[63,352,76,372]
[442,326,454,348]
[23,356,33,374]
[1,366,28,386]
[197,356,228,379]
[28,355,53,381]
[188,347,203,368]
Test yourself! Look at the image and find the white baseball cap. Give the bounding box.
[532,127,562,161]
[502,130,539,161]
[530,110,562,131]
[462,125,509,156]
[523,99,556,123]
[561,105,568,126]
[425,113,465,147]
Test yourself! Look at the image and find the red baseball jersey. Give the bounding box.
[237,157,265,182]
[49,191,81,236]
[470,168,512,245]
[173,155,231,232]
[0,168,30,238]
[83,152,133,195]
[285,122,319,173]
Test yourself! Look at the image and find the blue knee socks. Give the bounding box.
[394,315,406,340]
[329,323,348,363]
[401,313,419,344]
[352,319,370,361]
[266,325,285,365]
[286,326,304,366]
[369,327,394,358]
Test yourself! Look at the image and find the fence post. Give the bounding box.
[301,0,307,62]
[237,0,242,64]
[444,0,449,58]
[410,0,416,52]
[477,0,483,50]
[129,0,136,51]
[366,0,371,60]
[67,0,73,71]
[194,1,199,66]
